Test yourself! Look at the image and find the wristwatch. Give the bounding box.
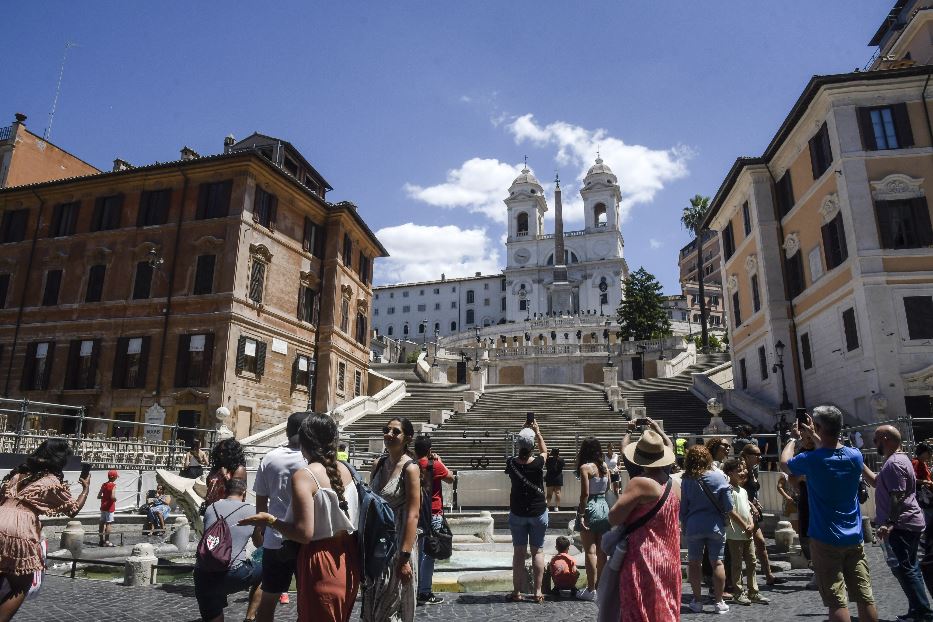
[399,551,412,562]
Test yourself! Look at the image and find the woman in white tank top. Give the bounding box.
[239,414,360,622]
[574,437,611,602]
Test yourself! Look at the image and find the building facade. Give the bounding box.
[703,10,933,425]
[0,114,99,189]
[679,229,721,286]
[0,128,385,442]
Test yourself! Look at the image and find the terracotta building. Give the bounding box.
[0,114,100,189]
[0,128,385,443]
[702,2,933,425]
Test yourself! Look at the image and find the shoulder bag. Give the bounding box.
[421,460,453,560]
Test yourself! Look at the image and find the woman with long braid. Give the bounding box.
[239,413,360,622]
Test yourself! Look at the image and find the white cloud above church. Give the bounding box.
[402,158,523,224]
[373,222,500,284]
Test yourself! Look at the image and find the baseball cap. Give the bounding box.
[107,469,119,479]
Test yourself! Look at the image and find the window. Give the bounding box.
[359,253,371,284]
[340,298,350,333]
[594,203,608,227]
[741,201,751,236]
[302,217,324,256]
[49,202,79,237]
[434,303,441,311]
[402,305,410,313]
[356,312,368,344]
[466,290,474,304]
[91,194,123,232]
[113,336,150,389]
[519,299,527,311]
[284,157,298,176]
[842,307,859,352]
[252,187,277,229]
[484,298,490,306]
[85,265,106,303]
[858,104,913,150]
[354,370,362,397]
[178,333,216,386]
[133,261,153,300]
[233,335,264,378]
[466,309,475,324]
[758,346,768,381]
[336,361,346,393]
[417,304,426,312]
[785,252,805,299]
[904,296,933,340]
[0,273,9,308]
[293,354,314,387]
[387,325,394,336]
[374,308,379,316]
[516,212,528,235]
[137,189,171,227]
[418,322,425,334]
[196,180,232,219]
[403,323,409,336]
[775,171,795,218]
[484,283,489,290]
[711,295,718,306]
[450,301,456,309]
[387,307,395,315]
[342,234,353,266]
[722,222,736,259]
[501,297,507,311]
[65,339,99,389]
[739,358,748,390]
[732,292,742,327]
[808,246,824,282]
[402,291,409,298]
[808,122,833,179]
[751,274,761,313]
[248,259,266,304]
[821,212,848,270]
[193,255,215,295]
[875,198,933,249]
[801,332,813,370]
[419,290,424,296]
[433,288,440,295]
[450,321,457,331]
[501,279,506,292]
[297,286,318,324]
[111,412,137,440]
[42,269,62,306]
[0,209,28,243]
[22,341,54,391]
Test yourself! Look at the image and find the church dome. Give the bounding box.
[509,165,543,195]
[586,156,613,178]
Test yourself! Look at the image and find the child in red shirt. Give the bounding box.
[97,470,118,547]
[548,536,580,599]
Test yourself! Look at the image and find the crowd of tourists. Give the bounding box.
[1,404,933,621]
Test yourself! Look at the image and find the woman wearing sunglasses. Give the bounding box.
[360,417,421,622]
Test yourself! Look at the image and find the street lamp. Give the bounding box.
[432,328,440,367]
[473,326,481,371]
[421,318,428,352]
[772,339,793,411]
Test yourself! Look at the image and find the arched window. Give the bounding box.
[403,323,409,336]
[516,212,529,235]
[434,322,440,332]
[466,309,475,325]
[450,321,457,331]
[594,203,608,227]
[387,325,394,336]
[546,250,579,265]
[418,322,425,334]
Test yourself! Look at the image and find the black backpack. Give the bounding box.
[420,460,453,560]
[344,459,400,586]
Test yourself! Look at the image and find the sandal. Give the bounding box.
[766,577,787,585]
[506,592,524,602]
[532,594,545,603]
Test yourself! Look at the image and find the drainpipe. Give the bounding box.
[309,214,329,412]
[921,70,933,151]
[4,189,44,396]
[153,170,189,398]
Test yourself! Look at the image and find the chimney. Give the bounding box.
[6,113,27,142]
[475,272,481,277]
[112,158,133,172]
[223,134,236,154]
[180,146,200,161]
[441,273,446,281]
[13,113,26,125]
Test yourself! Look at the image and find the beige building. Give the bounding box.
[703,5,933,425]
[0,126,385,443]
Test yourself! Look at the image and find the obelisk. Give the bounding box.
[550,174,574,314]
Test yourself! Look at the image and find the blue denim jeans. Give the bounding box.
[883,528,933,617]
[418,514,444,597]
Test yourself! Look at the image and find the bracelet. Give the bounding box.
[399,551,411,562]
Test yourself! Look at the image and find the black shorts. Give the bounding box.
[194,560,261,620]
[610,473,620,483]
[261,546,297,593]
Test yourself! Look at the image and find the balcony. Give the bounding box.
[0,126,11,141]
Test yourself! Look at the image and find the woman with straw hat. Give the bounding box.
[606,424,681,622]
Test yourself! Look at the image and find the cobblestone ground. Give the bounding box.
[18,544,911,622]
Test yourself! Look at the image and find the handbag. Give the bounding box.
[919,485,933,510]
[422,460,453,560]
[596,479,672,622]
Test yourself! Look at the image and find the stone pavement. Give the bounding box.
[18,544,912,622]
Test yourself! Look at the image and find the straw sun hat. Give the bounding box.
[622,429,676,468]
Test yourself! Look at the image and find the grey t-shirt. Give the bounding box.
[201,499,256,567]
[253,445,307,549]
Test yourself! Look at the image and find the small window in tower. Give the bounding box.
[594,203,608,227]
[517,212,528,236]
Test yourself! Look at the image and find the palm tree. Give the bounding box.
[681,194,711,352]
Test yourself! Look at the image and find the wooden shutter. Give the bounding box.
[49,204,62,237]
[193,255,215,295]
[857,107,877,150]
[904,296,933,340]
[892,102,914,148]
[91,198,105,232]
[43,270,62,306]
[801,333,813,369]
[249,261,265,303]
[758,346,768,380]
[87,339,101,389]
[0,273,9,309]
[842,308,859,351]
[235,336,247,372]
[876,200,896,248]
[21,342,37,390]
[87,265,105,302]
[200,333,214,387]
[315,225,325,257]
[65,340,81,389]
[133,262,152,299]
[218,181,232,218]
[252,188,263,223]
[808,132,821,180]
[302,217,313,252]
[156,190,170,224]
[268,194,278,231]
[297,285,307,320]
[174,334,191,387]
[107,195,124,229]
[137,337,151,389]
[255,340,267,376]
[41,342,55,390]
[912,197,933,246]
[196,184,209,220]
[739,358,747,389]
[137,192,149,226]
[112,337,127,388]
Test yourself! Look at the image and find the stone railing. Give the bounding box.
[414,351,431,382]
[657,342,696,378]
[538,229,587,240]
[692,362,776,428]
[527,315,614,329]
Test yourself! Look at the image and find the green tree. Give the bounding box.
[617,267,672,340]
[681,194,711,352]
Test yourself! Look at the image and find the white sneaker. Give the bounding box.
[577,588,597,602]
[688,599,704,613]
[714,601,730,614]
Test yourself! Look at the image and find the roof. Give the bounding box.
[703,64,933,229]
[374,272,504,290]
[869,0,910,46]
[0,147,387,256]
[230,132,333,191]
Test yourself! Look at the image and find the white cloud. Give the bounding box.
[373,223,500,285]
[649,238,663,249]
[506,114,691,222]
[403,158,523,223]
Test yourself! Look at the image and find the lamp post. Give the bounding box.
[421,318,428,352]
[306,357,317,411]
[772,339,793,411]
[432,328,440,367]
[473,326,481,371]
[599,280,608,316]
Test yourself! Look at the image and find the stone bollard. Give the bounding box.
[773,520,797,553]
[59,520,85,557]
[170,517,190,553]
[124,543,158,586]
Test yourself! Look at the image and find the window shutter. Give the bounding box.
[302,217,313,252]
[315,225,325,258]
[904,296,933,340]
[42,342,55,390]
[808,133,821,180]
[137,192,149,227]
[268,194,278,231]
[219,181,232,218]
[892,102,914,148]
[297,285,307,320]
[200,333,214,387]
[196,184,208,220]
[842,308,859,351]
[249,261,265,303]
[292,356,300,385]
[821,221,835,269]
[156,190,170,224]
[801,333,813,370]
[137,337,151,389]
[255,340,267,376]
[65,340,80,389]
[235,336,247,372]
[91,198,105,232]
[175,334,191,387]
[108,195,124,229]
[876,200,896,248]
[20,343,37,391]
[194,255,215,295]
[912,197,933,246]
[856,107,877,151]
[88,339,101,389]
[112,337,127,388]
[252,188,262,223]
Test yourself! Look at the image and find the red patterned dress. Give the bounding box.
[618,482,681,622]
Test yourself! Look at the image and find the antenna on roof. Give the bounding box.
[44,41,80,141]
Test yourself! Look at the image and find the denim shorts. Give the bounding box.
[508,511,548,549]
[100,511,114,524]
[686,532,726,561]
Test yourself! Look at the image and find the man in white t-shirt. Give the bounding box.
[252,411,309,622]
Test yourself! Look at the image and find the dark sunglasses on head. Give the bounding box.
[383,426,403,436]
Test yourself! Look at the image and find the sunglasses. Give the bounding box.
[382,426,403,437]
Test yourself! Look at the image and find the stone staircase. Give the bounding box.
[343,382,468,441]
[370,362,422,383]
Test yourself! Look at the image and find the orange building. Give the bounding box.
[0,114,99,188]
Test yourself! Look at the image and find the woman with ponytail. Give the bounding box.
[239,413,360,622]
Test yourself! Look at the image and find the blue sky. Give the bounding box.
[1,1,892,292]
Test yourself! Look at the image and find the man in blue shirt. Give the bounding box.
[781,405,878,622]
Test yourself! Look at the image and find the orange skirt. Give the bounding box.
[296,531,361,622]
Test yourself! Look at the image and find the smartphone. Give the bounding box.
[79,462,91,480]
[795,408,809,428]
[635,418,649,427]
[526,412,535,425]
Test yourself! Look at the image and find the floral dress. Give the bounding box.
[361,458,418,622]
[0,473,81,575]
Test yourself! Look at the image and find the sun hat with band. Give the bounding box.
[622,429,675,468]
